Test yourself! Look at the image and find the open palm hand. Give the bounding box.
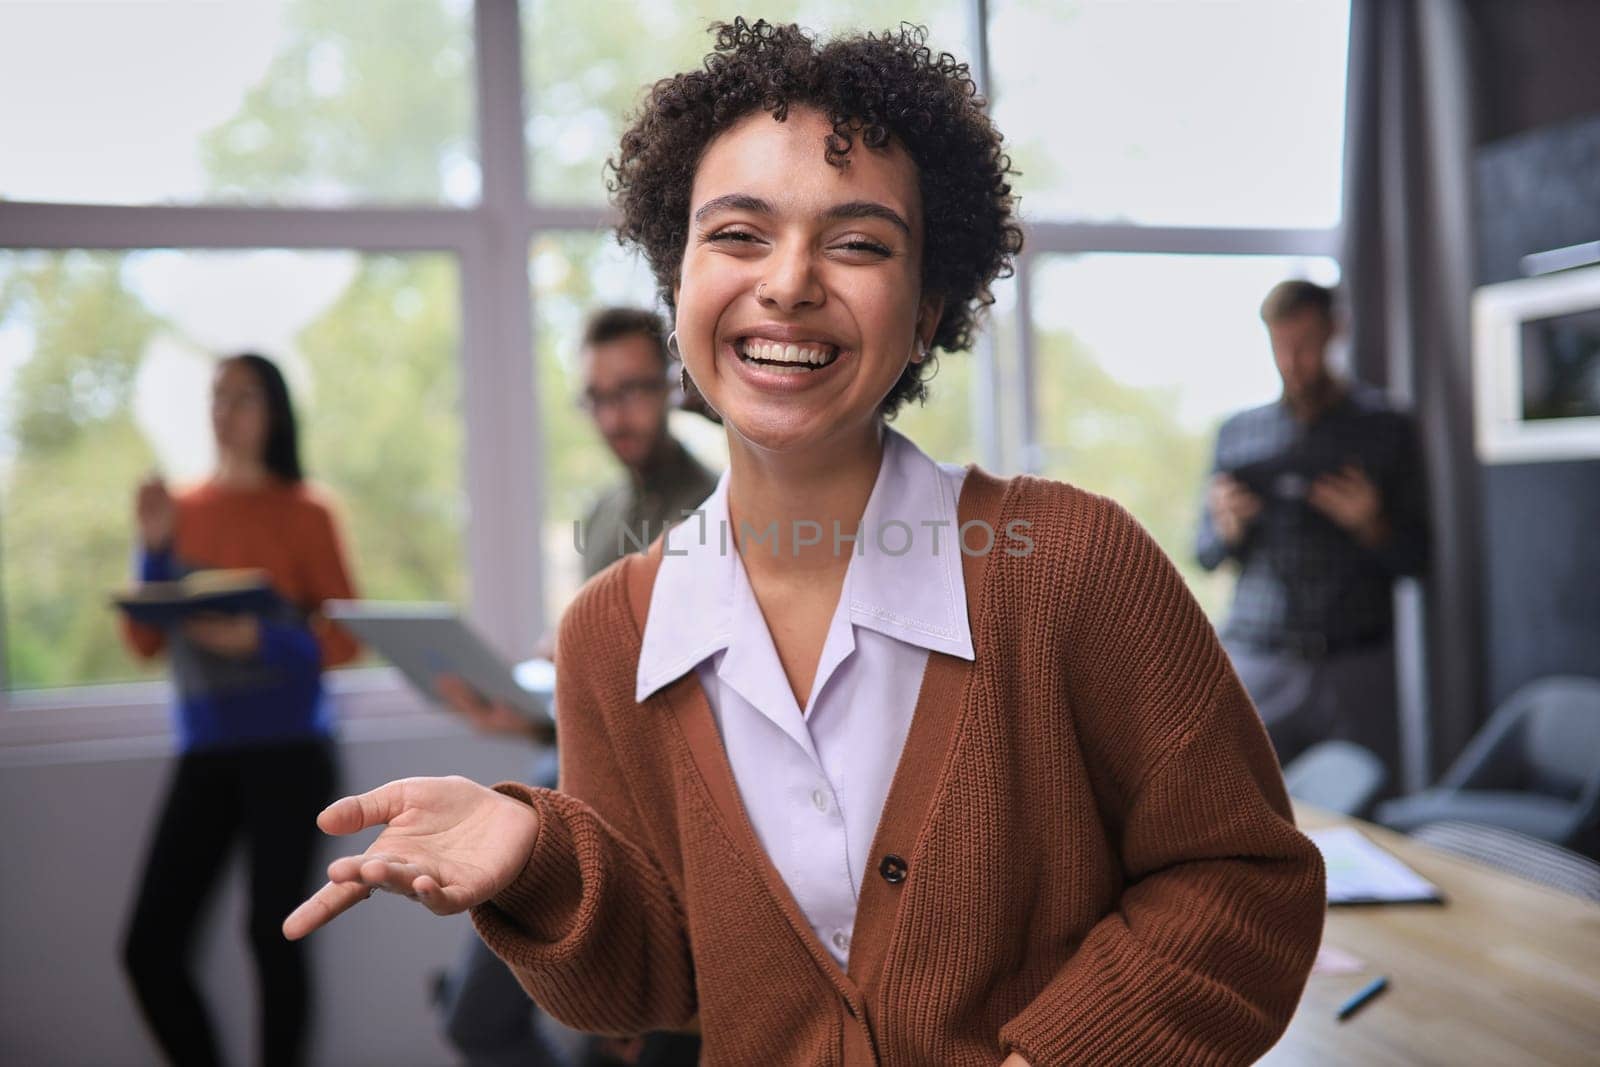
[282,775,540,941]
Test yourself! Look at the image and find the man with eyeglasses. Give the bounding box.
[575,307,719,581]
[435,306,713,1067]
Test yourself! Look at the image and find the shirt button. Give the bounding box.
[879,854,908,885]
[832,930,851,954]
[811,787,829,813]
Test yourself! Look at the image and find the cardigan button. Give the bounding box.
[878,853,908,885]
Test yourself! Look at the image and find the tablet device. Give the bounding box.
[1226,454,1340,503]
[323,600,553,724]
[1227,457,1309,501]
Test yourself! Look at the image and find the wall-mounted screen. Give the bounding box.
[1473,262,1600,462]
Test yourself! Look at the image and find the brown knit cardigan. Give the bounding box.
[472,468,1326,1066]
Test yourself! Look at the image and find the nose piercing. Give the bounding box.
[757,283,769,301]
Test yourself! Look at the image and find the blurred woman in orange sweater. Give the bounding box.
[120,352,359,1067]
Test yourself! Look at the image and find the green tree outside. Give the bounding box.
[525,1,971,204]
[1034,329,1233,620]
[0,253,164,687]
[2,0,476,687]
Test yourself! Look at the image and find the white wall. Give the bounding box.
[0,721,532,1066]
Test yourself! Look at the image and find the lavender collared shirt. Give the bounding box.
[636,430,972,966]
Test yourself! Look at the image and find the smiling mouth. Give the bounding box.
[735,338,842,374]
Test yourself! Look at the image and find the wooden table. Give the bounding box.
[1261,805,1600,1065]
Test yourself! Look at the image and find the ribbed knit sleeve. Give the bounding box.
[469,569,697,1035]
[999,492,1325,1066]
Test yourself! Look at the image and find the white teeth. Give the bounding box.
[739,340,837,366]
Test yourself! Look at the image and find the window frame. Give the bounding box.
[0,0,560,754]
[0,0,1347,760]
[1010,224,1343,471]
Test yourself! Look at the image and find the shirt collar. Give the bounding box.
[634,470,737,702]
[634,429,972,703]
[844,429,973,660]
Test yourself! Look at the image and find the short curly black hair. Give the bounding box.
[606,17,1023,416]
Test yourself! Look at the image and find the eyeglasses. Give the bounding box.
[577,378,668,413]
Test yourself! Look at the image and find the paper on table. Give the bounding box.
[1308,826,1445,905]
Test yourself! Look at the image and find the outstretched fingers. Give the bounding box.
[323,851,413,888]
[282,879,372,941]
[357,855,428,896]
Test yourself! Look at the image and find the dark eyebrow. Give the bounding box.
[692,193,911,237]
[824,200,911,236]
[692,193,773,223]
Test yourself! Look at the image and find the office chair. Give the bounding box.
[1282,740,1389,819]
[1413,821,1600,904]
[1376,675,1600,853]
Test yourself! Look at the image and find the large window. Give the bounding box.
[990,0,1349,227]
[0,0,1351,719]
[0,0,478,206]
[0,249,466,690]
[1029,253,1341,617]
[530,232,665,620]
[524,1,972,204]
[1,0,481,702]
[991,0,1351,621]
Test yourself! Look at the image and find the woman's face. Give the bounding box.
[674,105,940,455]
[211,359,270,462]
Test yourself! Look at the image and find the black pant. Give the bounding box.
[123,739,338,1067]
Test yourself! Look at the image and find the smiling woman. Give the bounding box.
[674,107,937,459]
[612,18,1021,419]
[285,19,1326,1067]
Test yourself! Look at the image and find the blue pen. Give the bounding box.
[1336,976,1389,1021]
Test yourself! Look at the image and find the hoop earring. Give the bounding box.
[668,329,695,394]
